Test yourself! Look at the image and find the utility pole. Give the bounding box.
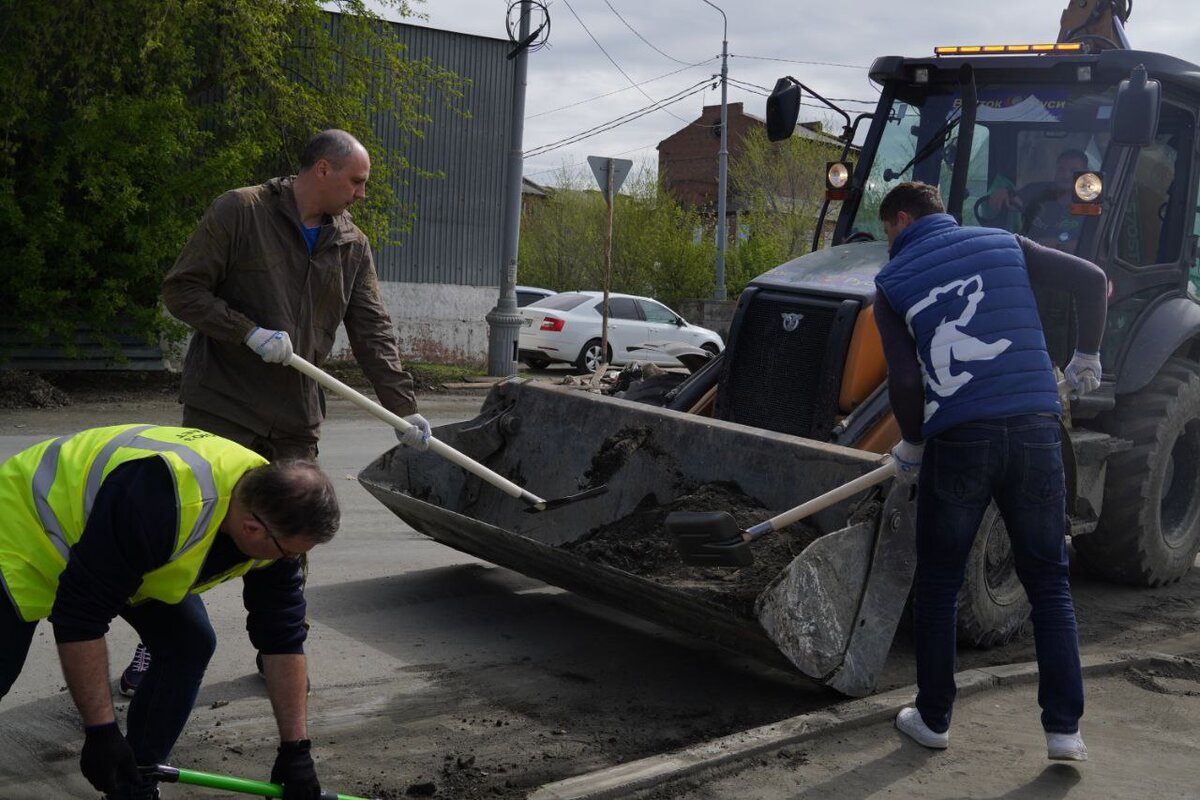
[701,0,729,302]
[486,0,532,377]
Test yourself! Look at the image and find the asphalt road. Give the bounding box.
[2,392,1199,799]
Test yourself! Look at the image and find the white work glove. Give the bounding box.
[396,413,431,451]
[244,327,294,364]
[1064,350,1102,396]
[891,439,925,483]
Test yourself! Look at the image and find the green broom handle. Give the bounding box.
[147,764,377,800]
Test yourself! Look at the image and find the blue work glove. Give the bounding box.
[79,721,139,794]
[396,413,431,451]
[890,439,925,484]
[1064,350,1102,396]
[270,739,321,800]
[244,327,294,364]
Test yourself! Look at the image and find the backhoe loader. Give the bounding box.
[360,0,1200,695]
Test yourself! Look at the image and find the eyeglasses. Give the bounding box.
[253,513,300,561]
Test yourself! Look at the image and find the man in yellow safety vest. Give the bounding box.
[0,424,340,800]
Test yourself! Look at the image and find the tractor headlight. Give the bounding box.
[1073,171,1103,203]
[827,161,851,190]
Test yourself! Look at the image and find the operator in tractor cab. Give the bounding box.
[872,182,1108,762]
[0,425,340,799]
[976,149,1091,251]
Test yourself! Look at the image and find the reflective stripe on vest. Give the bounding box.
[0,425,267,621]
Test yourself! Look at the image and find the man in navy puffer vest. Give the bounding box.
[873,182,1107,762]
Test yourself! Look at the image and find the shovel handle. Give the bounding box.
[285,354,546,506]
[747,460,898,540]
[148,764,376,799]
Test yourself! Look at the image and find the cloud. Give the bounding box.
[387,0,1198,184]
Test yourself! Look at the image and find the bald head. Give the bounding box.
[299,129,366,172]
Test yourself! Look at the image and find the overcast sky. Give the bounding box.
[391,0,1198,187]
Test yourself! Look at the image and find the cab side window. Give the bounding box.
[1115,104,1194,268]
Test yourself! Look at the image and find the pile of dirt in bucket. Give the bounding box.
[562,482,822,618]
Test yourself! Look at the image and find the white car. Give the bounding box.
[518,291,724,373]
[515,285,557,307]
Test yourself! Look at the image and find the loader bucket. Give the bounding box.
[358,379,916,696]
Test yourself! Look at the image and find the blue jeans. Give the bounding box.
[913,414,1083,735]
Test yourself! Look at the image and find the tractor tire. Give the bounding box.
[1076,357,1200,586]
[957,503,1030,649]
[574,339,609,375]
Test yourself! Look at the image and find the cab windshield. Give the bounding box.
[853,80,1117,254]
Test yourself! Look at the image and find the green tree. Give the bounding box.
[727,125,840,286]
[518,164,715,307]
[0,0,463,357]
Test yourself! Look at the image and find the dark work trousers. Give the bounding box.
[119,594,216,765]
[0,591,38,699]
[912,413,1084,735]
[0,591,215,767]
[180,405,319,462]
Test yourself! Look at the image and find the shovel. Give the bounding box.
[668,459,898,566]
[285,354,606,513]
[142,764,377,799]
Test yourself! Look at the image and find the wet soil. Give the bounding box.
[563,482,822,618]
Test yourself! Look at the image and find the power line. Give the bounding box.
[526,58,717,119]
[602,0,708,67]
[560,0,693,125]
[728,53,869,70]
[524,79,710,157]
[525,143,657,178]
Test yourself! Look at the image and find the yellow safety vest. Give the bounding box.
[0,424,270,622]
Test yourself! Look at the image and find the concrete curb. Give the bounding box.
[528,650,1195,800]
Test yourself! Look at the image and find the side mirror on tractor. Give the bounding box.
[766,78,801,142]
[1111,64,1161,146]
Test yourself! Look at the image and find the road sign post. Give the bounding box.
[586,156,632,380]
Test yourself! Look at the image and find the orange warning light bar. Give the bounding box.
[934,43,1084,55]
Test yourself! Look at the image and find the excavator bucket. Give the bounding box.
[358,379,916,696]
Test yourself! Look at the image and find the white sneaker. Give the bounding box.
[1046,731,1088,761]
[895,707,949,749]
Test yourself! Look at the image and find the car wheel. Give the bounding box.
[574,339,609,374]
[700,341,720,356]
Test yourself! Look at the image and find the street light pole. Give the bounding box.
[701,0,728,302]
[486,0,532,377]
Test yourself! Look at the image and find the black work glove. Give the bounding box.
[270,739,321,800]
[80,721,139,794]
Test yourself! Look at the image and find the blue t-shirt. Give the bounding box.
[302,224,321,254]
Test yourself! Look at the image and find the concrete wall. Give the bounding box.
[332,282,497,367]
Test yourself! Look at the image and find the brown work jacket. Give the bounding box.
[163,177,417,440]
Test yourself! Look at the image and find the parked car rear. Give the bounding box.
[518,291,724,373]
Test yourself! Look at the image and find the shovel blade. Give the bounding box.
[666,511,754,566]
[524,484,609,513]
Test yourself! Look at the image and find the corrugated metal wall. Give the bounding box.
[373,23,514,287]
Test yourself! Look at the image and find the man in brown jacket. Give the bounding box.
[118,129,430,701]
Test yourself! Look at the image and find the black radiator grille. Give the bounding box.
[718,293,844,438]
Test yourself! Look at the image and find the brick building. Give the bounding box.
[657,102,845,235]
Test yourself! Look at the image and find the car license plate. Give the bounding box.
[522,318,533,327]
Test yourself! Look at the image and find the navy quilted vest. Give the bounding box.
[875,213,1060,438]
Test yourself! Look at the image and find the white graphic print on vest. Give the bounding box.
[904,274,1012,420]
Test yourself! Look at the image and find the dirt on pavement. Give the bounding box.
[3,378,1200,799]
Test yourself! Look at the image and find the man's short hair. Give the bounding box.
[299,129,362,172]
[239,460,340,545]
[879,181,946,223]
